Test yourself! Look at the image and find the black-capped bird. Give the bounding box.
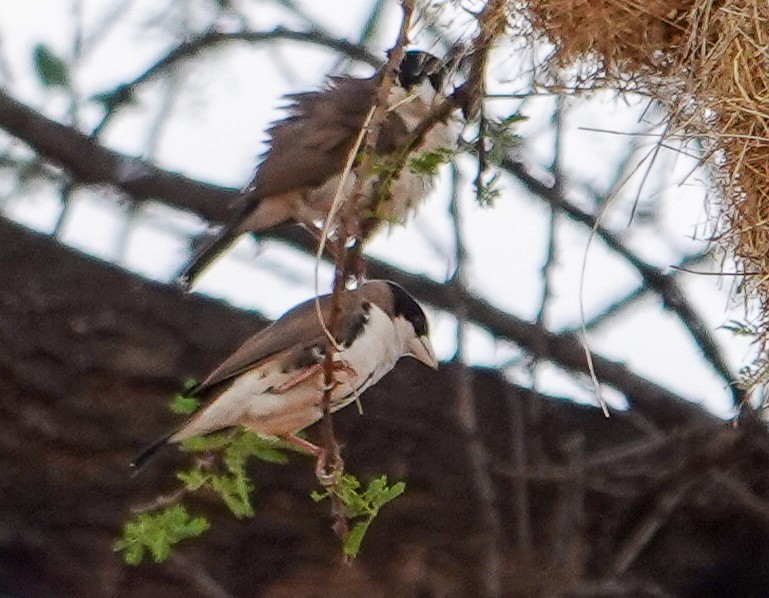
[132,280,438,472]
[177,50,456,289]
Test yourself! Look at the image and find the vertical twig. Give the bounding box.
[508,386,532,553]
[314,0,415,544]
[535,93,565,331]
[446,3,509,592]
[52,182,75,240]
[550,434,587,592]
[610,478,696,575]
[525,94,565,464]
[451,145,502,598]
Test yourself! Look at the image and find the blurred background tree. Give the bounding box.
[1,1,768,596]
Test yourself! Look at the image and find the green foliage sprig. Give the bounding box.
[484,113,525,167]
[117,394,405,565]
[177,430,289,518]
[311,474,405,558]
[720,319,768,391]
[408,147,457,176]
[114,505,209,565]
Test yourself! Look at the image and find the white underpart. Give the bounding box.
[171,306,414,441]
[381,79,457,221]
[305,78,457,227]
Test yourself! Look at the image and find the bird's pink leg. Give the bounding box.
[282,434,323,457]
[272,359,356,393]
[282,434,341,483]
[273,363,324,393]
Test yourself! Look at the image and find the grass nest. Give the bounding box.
[521,0,769,385]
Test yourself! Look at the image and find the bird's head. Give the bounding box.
[397,50,446,94]
[382,280,439,370]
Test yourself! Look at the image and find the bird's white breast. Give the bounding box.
[332,304,403,398]
[379,82,457,222]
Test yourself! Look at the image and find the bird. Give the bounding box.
[176,50,456,289]
[132,280,438,473]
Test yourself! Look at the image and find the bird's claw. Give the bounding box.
[315,359,356,391]
[315,449,344,487]
[317,380,337,391]
[332,359,357,378]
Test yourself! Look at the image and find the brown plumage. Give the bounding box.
[177,51,454,289]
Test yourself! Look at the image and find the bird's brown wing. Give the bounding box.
[194,289,373,394]
[247,76,377,200]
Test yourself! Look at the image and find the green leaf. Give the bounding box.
[209,473,254,518]
[119,430,291,565]
[343,521,370,558]
[499,113,527,127]
[480,111,526,168]
[476,174,501,206]
[169,394,200,415]
[177,469,255,518]
[90,86,136,110]
[311,474,405,559]
[33,44,69,88]
[180,431,235,452]
[378,481,406,505]
[114,505,209,565]
[362,477,386,502]
[225,430,289,466]
[720,319,758,337]
[408,147,456,176]
[176,469,208,491]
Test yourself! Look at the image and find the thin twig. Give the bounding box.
[314,0,415,546]
[611,478,697,575]
[168,553,237,598]
[90,28,380,136]
[448,5,509,593]
[508,386,532,552]
[451,164,503,598]
[499,156,742,407]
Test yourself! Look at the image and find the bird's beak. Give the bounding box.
[409,335,439,370]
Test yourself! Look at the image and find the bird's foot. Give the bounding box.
[347,251,367,284]
[315,359,356,391]
[315,447,344,487]
[281,434,343,486]
[274,362,327,393]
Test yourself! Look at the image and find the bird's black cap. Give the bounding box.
[386,281,429,337]
[397,50,445,92]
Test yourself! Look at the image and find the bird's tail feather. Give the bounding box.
[130,431,174,476]
[130,424,239,476]
[175,225,241,291]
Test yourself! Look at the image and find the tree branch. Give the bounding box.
[499,155,741,406]
[0,90,232,220]
[0,89,714,425]
[91,28,380,135]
